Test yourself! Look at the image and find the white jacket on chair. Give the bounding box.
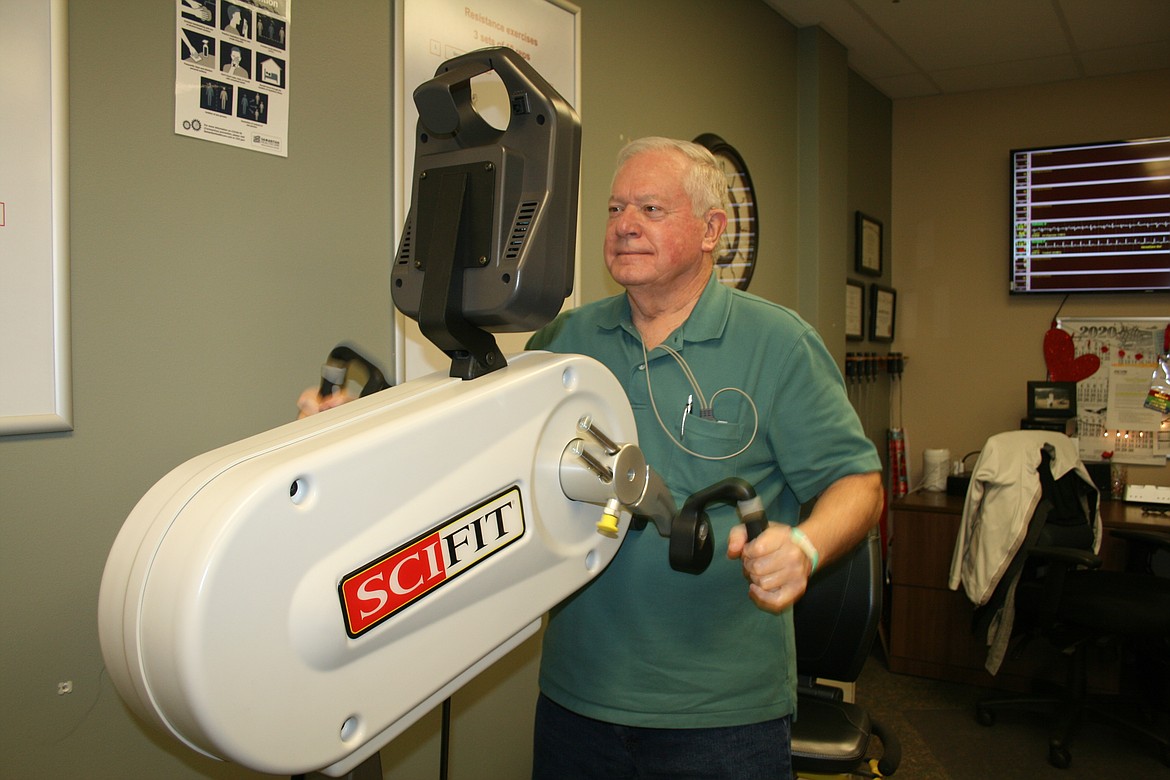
[948,430,1101,673]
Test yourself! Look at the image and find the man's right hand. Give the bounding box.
[296,387,353,419]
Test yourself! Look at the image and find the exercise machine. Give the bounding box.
[98,47,761,777]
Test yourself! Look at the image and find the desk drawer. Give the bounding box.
[891,509,960,588]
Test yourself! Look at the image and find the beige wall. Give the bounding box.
[892,68,1170,489]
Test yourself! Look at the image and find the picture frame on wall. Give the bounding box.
[869,284,896,342]
[845,280,865,341]
[855,211,882,276]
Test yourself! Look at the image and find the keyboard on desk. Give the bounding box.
[1125,484,1170,505]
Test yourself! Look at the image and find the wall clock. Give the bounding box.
[694,133,758,290]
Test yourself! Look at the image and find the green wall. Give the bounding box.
[0,1,890,777]
[2,3,395,778]
[846,68,895,463]
[573,0,802,309]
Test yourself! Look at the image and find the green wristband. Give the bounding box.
[790,526,820,573]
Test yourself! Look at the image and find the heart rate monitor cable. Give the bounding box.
[641,340,759,461]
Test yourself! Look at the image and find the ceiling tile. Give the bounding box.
[764,0,1170,98]
[870,72,943,100]
[845,34,920,79]
[932,55,1083,95]
[854,0,1070,72]
[1079,41,1170,77]
[1059,0,1170,50]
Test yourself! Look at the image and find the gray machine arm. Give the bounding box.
[559,415,678,539]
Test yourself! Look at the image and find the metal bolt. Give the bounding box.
[571,440,613,483]
[577,415,620,455]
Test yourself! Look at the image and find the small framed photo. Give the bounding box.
[869,284,896,342]
[1027,381,1077,418]
[855,212,883,276]
[845,280,865,341]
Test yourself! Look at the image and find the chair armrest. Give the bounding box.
[1107,528,1170,550]
[796,675,846,702]
[1107,527,1170,574]
[1028,545,1102,569]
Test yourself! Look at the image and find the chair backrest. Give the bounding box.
[1033,446,1097,550]
[975,445,1097,638]
[793,528,882,683]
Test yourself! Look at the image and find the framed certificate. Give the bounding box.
[845,280,865,341]
[869,284,896,343]
[855,212,882,276]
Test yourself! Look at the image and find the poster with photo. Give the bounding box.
[175,0,291,157]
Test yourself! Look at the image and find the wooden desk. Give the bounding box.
[887,491,1167,691]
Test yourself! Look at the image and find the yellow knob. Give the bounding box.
[596,512,620,538]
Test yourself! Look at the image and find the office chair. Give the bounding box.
[968,441,1170,769]
[791,528,900,777]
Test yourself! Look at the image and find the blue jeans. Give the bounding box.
[531,694,793,780]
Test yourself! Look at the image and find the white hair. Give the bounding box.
[614,137,727,218]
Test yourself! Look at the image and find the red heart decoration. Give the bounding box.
[1044,328,1100,382]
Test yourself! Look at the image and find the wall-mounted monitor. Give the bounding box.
[1010,136,1170,294]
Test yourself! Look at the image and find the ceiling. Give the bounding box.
[764,0,1170,99]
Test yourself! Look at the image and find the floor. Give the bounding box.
[844,644,1170,779]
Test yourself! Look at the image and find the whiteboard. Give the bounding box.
[0,0,71,435]
[392,0,581,381]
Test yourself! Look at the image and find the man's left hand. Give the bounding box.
[727,524,813,614]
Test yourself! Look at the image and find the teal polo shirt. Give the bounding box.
[528,273,880,728]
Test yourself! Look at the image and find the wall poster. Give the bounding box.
[175,0,291,157]
[393,0,581,381]
[0,0,71,435]
[1057,317,1170,465]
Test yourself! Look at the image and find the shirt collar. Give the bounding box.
[597,272,731,347]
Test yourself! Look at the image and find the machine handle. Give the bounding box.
[319,345,391,399]
[670,477,768,574]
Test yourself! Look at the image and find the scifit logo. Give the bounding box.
[338,486,524,638]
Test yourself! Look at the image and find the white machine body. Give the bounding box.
[98,351,640,777]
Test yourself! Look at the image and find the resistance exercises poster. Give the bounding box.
[175,0,291,157]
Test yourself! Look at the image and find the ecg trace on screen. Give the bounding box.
[1012,137,1170,292]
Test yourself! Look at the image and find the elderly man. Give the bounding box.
[526,137,882,779]
[297,137,882,778]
